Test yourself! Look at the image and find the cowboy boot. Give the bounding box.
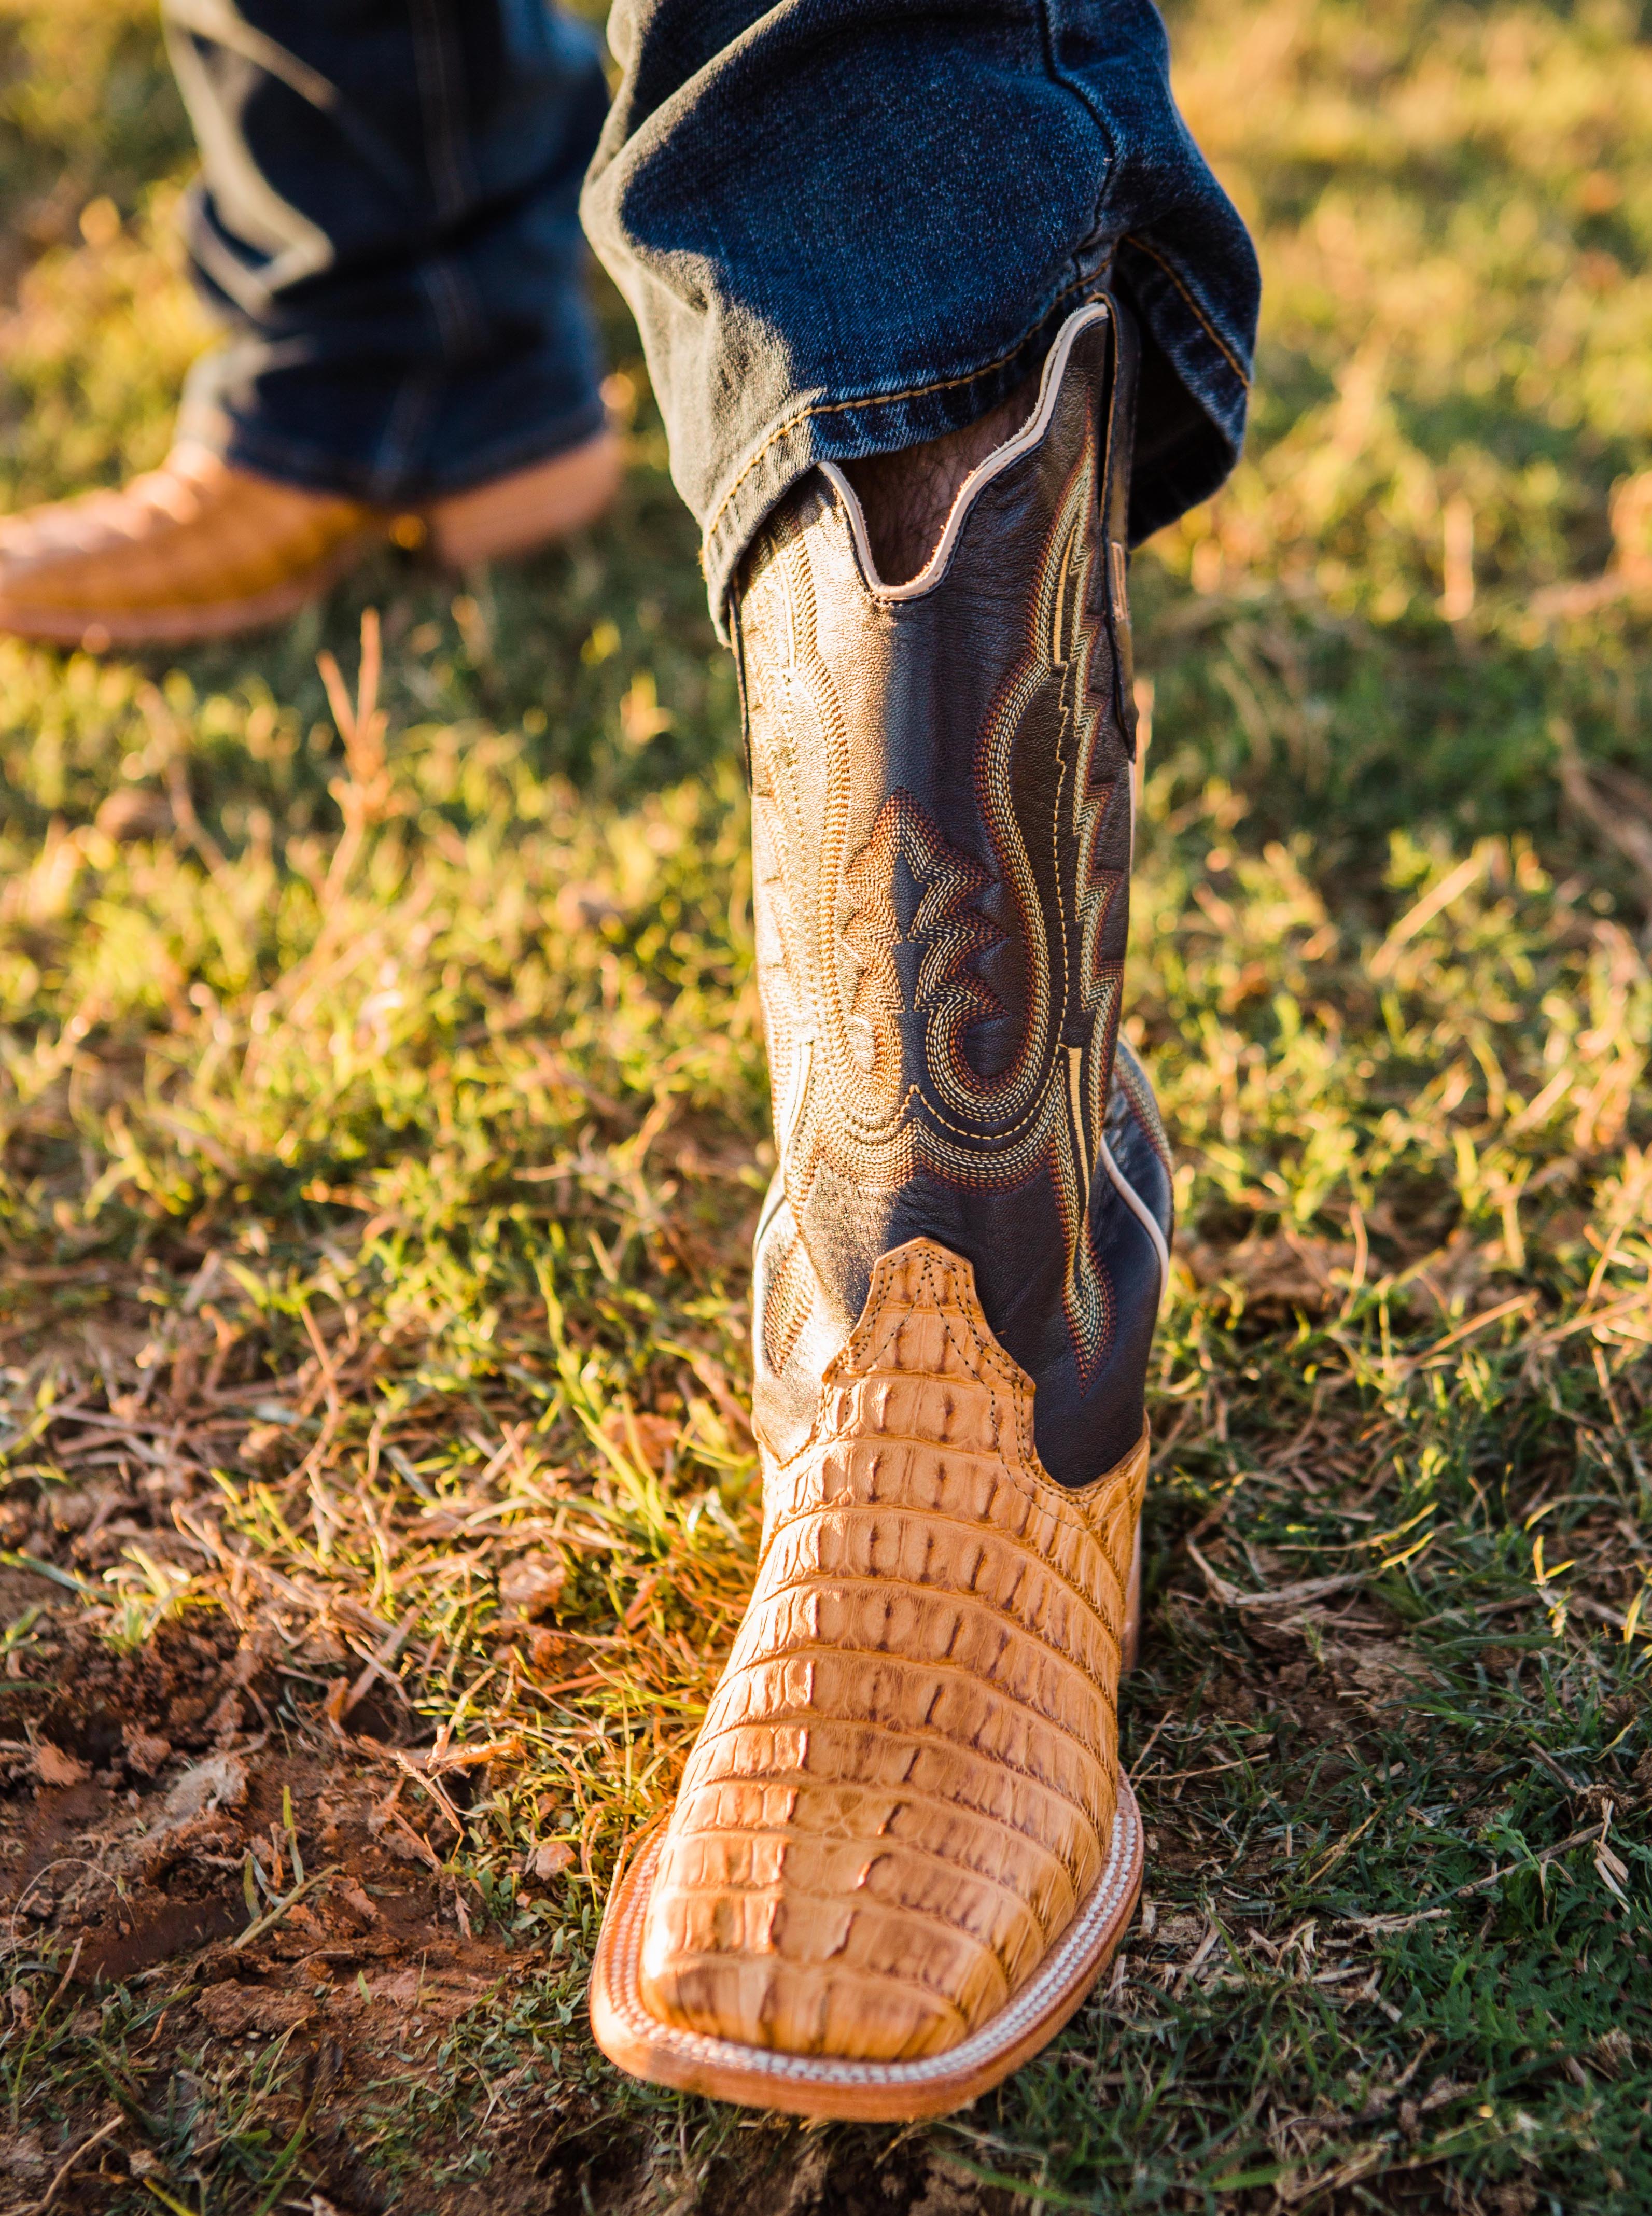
[591,296,1171,2120]
[0,430,620,651]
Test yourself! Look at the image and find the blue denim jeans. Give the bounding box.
[170,1,1257,612]
[166,0,611,504]
[585,1,1259,620]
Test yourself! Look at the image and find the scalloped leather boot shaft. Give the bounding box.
[737,298,1171,1491]
[638,1239,1146,2061]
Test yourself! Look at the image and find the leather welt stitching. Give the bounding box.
[607,1817,1144,2074]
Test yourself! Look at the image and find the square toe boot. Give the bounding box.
[591,297,1173,2120]
[0,446,384,650]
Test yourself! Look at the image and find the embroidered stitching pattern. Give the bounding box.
[746,379,1131,1385]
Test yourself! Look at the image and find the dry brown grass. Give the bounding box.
[0,2,1650,2211]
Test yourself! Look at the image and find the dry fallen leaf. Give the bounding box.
[95,787,174,843]
[34,1742,90,1788]
[330,1874,380,1927]
[599,1407,680,1472]
[1184,1233,1357,1314]
[362,1965,492,2017]
[161,1751,248,1821]
[240,1422,292,1466]
[499,1550,567,1619]
[528,1839,575,1881]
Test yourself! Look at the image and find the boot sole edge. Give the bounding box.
[589,1773,1143,2121]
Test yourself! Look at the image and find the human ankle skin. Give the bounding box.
[841,377,1038,586]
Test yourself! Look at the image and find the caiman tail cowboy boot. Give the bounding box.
[591,297,1172,2120]
[0,433,621,651]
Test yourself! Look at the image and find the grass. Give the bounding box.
[0,1,1649,2210]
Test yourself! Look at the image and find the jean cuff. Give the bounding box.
[702,250,1250,637]
[698,275,1112,638]
[178,370,608,509]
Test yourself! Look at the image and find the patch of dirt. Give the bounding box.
[483,2135,1014,2216]
[0,1563,62,1624]
[4,1606,1031,2215]
[31,1609,245,1770]
[1,1610,536,2211]
[706,2142,1009,2216]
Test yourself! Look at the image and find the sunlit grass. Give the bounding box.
[0,1,1648,2210]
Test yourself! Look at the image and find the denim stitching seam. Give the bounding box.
[370,371,439,507]
[1118,235,1251,389]
[409,0,473,220]
[1035,0,1118,294]
[703,266,1108,554]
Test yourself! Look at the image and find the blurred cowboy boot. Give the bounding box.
[0,429,620,650]
[421,430,622,567]
[591,296,1172,2120]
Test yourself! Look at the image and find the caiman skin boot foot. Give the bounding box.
[0,431,621,650]
[592,298,1172,2119]
[0,445,381,649]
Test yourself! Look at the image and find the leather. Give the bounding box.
[624,301,1170,2082]
[639,1236,1146,2062]
[0,445,379,643]
[735,296,1172,1491]
[424,429,621,566]
[0,431,622,647]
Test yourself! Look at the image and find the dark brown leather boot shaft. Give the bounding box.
[737,297,1171,1487]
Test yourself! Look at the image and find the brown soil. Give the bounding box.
[2,1610,1015,2216]
[3,1612,528,2208]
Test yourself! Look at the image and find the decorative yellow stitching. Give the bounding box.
[1118,233,1251,390]
[746,381,1128,1380]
